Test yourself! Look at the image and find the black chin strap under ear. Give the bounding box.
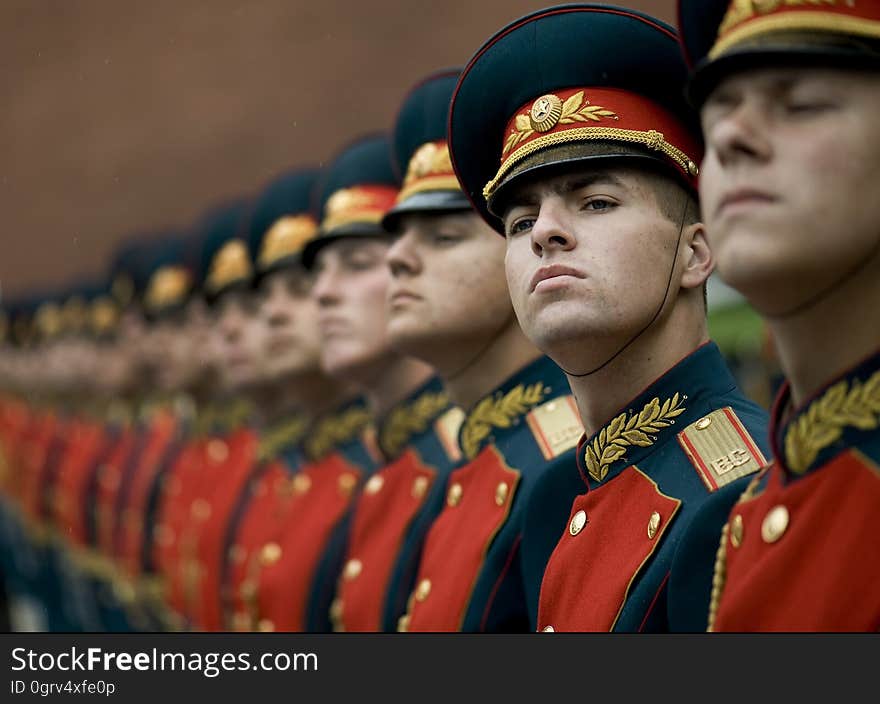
[559,191,690,378]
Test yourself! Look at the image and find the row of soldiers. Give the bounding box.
[0,1,877,632]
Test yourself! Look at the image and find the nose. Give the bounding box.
[220,307,243,342]
[705,97,771,168]
[264,284,291,328]
[386,230,421,278]
[530,202,576,256]
[311,263,342,308]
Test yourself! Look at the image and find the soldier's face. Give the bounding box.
[256,269,322,379]
[502,166,697,365]
[311,237,394,379]
[385,211,514,368]
[211,291,267,392]
[700,66,880,316]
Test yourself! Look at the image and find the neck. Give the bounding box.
[251,369,352,427]
[566,303,708,437]
[764,263,880,407]
[440,320,543,410]
[360,354,436,419]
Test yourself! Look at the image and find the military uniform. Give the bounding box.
[160,201,260,632]
[446,4,772,631]
[248,397,379,632]
[333,375,464,632]
[214,168,322,631]
[240,135,402,633]
[398,356,581,632]
[327,73,473,633]
[677,0,880,631]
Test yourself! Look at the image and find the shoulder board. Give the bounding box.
[677,407,767,492]
[525,395,583,460]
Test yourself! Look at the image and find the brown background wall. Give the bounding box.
[1,0,675,300]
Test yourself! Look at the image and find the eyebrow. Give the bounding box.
[505,171,628,212]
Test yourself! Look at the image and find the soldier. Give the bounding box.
[242,134,440,633]
[215,167,360,631]
[678,0,880,630]
[447,3,770,631]
[157,200,263,632]
[384,71,584,633]
[324,91,474,631]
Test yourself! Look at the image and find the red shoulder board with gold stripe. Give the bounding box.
[525,395,583,460]
[677,407,766,492]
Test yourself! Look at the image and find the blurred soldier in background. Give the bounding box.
[679,0,880,631]
[207,168,368,632]
[244,134,441,632]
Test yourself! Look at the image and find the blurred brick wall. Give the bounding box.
[0,0,674,299]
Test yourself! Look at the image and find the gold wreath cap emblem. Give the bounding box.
[529,94,563,132]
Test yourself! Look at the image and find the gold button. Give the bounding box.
[495,481,509,507]
[191,498,211,521]
[329,598,343,622]
[292,474,311,495]
[344,558,362,580]
[397,614,410,632]
[239,579,256,599]
[364,475,384,495]
[207,439,228,463]
[687,160,699,177]
[569,509,587,536]
[338,473,358,495]
[411,475,429,499]
[257,618,275,632]
[695,416,712,431]
[541,625,555,632]
[415,578,431,602]
[761,505,789,544]
[447,482,463,507]
[647,511,661,540]
[261,542,282,566]
[730,515,744,548]
[231,612,251,631]
[228,544,246,564]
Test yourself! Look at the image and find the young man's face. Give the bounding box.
[385,211,513,362]
[146,301,213,393]
[210,290,268,392]
[255,268,322,380]
[502,165,697,363]
[311,237,394,378]
[699,66,880,316]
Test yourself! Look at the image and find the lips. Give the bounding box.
[388,288,422,306]
[715,188,776,217]
[319,316,350,337]
[529,264,586,293]
[267,335,297,353]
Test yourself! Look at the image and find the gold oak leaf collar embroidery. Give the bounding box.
[784,369,880,475]
[305,406,372,461]
[460,383,547,460]
[379,392,450,460]
[258,415,309,462]
[585,393,686,482]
